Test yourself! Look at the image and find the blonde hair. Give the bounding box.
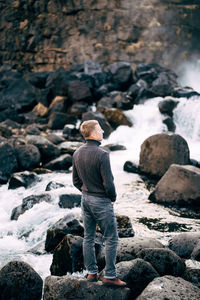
[80,120,99,138]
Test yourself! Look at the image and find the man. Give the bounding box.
[72,120,126,287]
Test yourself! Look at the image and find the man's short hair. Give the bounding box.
[80,120,99,138]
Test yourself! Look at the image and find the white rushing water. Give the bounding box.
[0,94,200,282]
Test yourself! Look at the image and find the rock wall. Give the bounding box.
[0,0,200,72]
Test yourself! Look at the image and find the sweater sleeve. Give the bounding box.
[72,156,82,192]
[100,151,117,202]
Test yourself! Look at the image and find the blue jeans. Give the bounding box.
[81,194,118,278]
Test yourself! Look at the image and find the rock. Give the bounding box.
[26,135,60,163]
[149,164,200,207]
[82,111,113,138]
[173,86,200,98]
[102,108,133,129]
[48,112,77,129]
[11,193,52,220]
[62,124,81,140]
[137,248,186,276]
[0,260,43,300]
[139,133,190,178]
[8,171,40,189]
[104,144,126,151]
[149,71,178,97]
[46,133,65,145]
[135,63,162,84]
[183,265,200,288]
[124,161,139,173]
[116,215,134,238]
[116,259,159,298]
[15,144,41,170]
[43,154,72,170]
[136,275,200,300]
[48,96,68,114]
[50,234,84,275]
[158,99,179,117]
[117,237,164,263]
[168,233,200,258]
[25,124,41,135]
[0,123,12,138]
[107,62,133,90]
[0,142,18,178]
[32,102,49,117]
[45,181,65,191]
[67,74,93,103]
[67,102,89,118]
[45,214,84,252]
[58,194,81,209]
[163,116,176,132]
[26,71,50,89]
[58,141,83,154]
[43,275,130,300]
[84,59,103,75]
[191,242,200,261]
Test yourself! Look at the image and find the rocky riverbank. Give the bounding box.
[0,60,200,299]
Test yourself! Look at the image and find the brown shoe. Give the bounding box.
[103,277,127,287]
[86,274,98,282]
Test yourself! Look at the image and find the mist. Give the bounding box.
[177,59,200,93]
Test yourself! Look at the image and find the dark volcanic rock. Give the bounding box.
[0,260,43,300]
[124,161,139,173]
[163,116,176,132]
[45,181,65,191]
[107,62,133,90]
[43,154,72,170]
[191,242,200,261]
[8,171,40,189]
[183,266,200,289]
[67,74,94,103]
[58,141,83,154]
[43,275,130,300]
[15,144,41,170]
[168,232,200,258]
[137,248,186,276]
[158,99,179,117]
[48,112,77,130]
[116,258,159,298]
[0,142,18,179]
[116,215,135,238]
[136,275,200,300]
[46,133,65,145]
[45,214,84,252]
[58,194,81,209]
[11,193,52,220]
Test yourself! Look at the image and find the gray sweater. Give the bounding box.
[72,139,116,202]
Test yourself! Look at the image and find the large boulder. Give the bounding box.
[136,275,200,300]
[137,248,186,276]
[11,193,52,220]
[149,164,200,206]
[45,214,84,252]
[139,133,190,178]
[43,275,130,300]
[43,154,72,170]
[168,233,200,258]
[116,259,159,298]
[15,144,41,170]
[117,237,164,263]
[0,142,18,180]
[0,260,43,300]
[107,62,133,90]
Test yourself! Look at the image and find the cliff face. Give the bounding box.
[0,0,200,72]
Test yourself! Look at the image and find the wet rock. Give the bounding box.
[0,260,43,300]
[43,275,130,300]
[137,248,186,276]
[45,181,65,191]
[46,133,65,145]
[11,193,51,220]
[8,171,40,189]
[50,234,84,275]
[116,258,159,298]
[149,164,200,207]
[183,265,200,288]
[58,194,81,209]
[135,63,162,84]
[136,275,200,300]
[104,144,126,151]
[116,215,134,238]
[158,99,179,117]
[102,108,133,129]
[168,233,200,258]
[139,133,190,178]
[107,62,133,90]
[173,86,200,98]
[82,111,113,139]
[43,154,72,170]
[0,142,18,178]
[124,161,139,173]
[163,116,176,132]
[45,214,84,252]
[117,237,164,263]
[15,144,41,170]
[26,135,60,163]
[58,141,83,154]
[48,112,77,130]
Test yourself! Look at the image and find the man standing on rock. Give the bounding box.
[72,120,126,287]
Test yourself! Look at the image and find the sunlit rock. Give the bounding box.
[139,133,190,178]
[149,164,200,206]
